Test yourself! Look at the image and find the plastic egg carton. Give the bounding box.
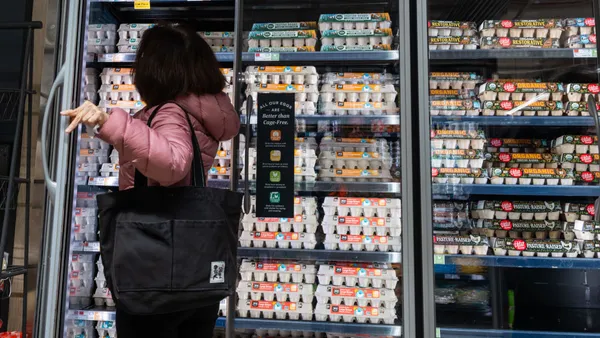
[100,68,133,85]
[237,280,314,302]
[239,260,317,284]
[238,299,313,320]
[315,303,396,324]
[433,201,470,231]
[68,268,93,288]
[73,219,97,242]
[96,321,116,338]
[479,81,564,101]
[320,101,398,116]
[239,231,317,249]
[430,99,481,116]
[323,234,401,252]
[480,36,560,49]
[430,129,486,150]
[93,287,116,307]
[471,200,561,221]
[322,72,395,85]
[317,263,398,289]
[488,167,575,185]
[322,197,401,217]
[318,13,392,31]
[572,220,600,241]
[428,21,477,37]
[78,148,109,165]
[117,23,153,42]
[491,237,579,257]
[242,100,316,115]
[566,34,596,48]
[98,84,141,102]
[320,84,397,103]
[560,153,600,171]
[479,19,563,39]
[566,83,600,102]
[322,215,401,236]
[433,234,489,255]
[475,219,562,239]
[553,135,599,155]
[487,138,549,153]
[198,31,234,47]
[432,167,488,184]
[245,66,318,85]
[248,30,317,49]
[99,163,119,177]
[321,28,393,48]
[564,203,595,222]
[241,214,319,233]
[565,18,596,35]
[246,84,319,103]
[319,150,392,170]
[315,284,397,308]
[430,72,481,90]
[87,37,116,54]
[432,149,484,168]
[481,100,564,116]
[428,36,478,50]
[483,152,558,169]
[117,37,141,53]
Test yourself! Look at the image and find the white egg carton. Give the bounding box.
[96,321,116,338]
[80,134,111,150]
[237,280,314,302]
[84,68,99,86]
[315,284,397,308]
[241,214,319,233]
[117,45,138,53]
[480,36,560,49]
[428,36,478,50]
[553,135,599,155]
[314,303,396,324]
[431,138,486,150]
[88,24,117,39]
[319,151,392,170]
[248,30,317,49]
[487,138,549,153]
[93,287,115,306]
[100,163,119,177]
[430,99,481,116]
[98,100,145,115]
[74,208,96,231]
[319,137,389,152]
[323,234,401,251]
[208,166,232,179]
[431,167,489,184]
[100,68,134,84]
[318,13,392,31]
[566,34,596,48]
[78,148,109,165]
[483,152,559,169]
[239,260,317,283]
[98,84,141,101]
[481,100,564,116]
[489,167,575,185]
[432,149,484,168]
[491,237,579,257]
[564,203,595,222]
[198,31,234,47]
[479,19,563,38]
[479,82,564,101]
[245,66,318,85]
[68,269,93,287]
[322,197,401,217]
[87,38,117,54]
[118,23,154,32]
[428,21,477,37]
[565,101,600,116]
[239,231,317,249]
[573,220,600,240]
[252,22,318,31]
[319,168,392,182]
[321,45,393,52]
[238,299,313,320]
[560,153,600,171]
[566,83,600,102]
[317,263,398,289]
[254,331,324,338]
[76,163,99,178]
[581,240,600,258]
[321,28,394,47]
[320,84,397,103]
[322,72,395,85]
[322,215,401,236]
[117,37,140,47]
[246,84,319,103]
[248,46,316,53]
[430,72,481,90]
[73,220,98,241]
[433,234,489,255]
[472,200,561,221]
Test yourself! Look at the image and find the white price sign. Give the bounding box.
[254,53,280,62]
[573,48,597,58]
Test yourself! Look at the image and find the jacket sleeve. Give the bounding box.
[96,106,193,187]
[200,92,240,141]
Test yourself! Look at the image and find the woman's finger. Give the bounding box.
[81,109,96,124]
[65,106,90,133]
[60,109,78,116]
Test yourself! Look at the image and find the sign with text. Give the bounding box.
[256,93,295,217]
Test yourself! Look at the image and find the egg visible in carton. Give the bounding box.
[320,101,398,116]
[564,203,595,222]
[432,149,484,169]
[248,30,317,49]
[318,13,392,31]
[246,84,319,103]
[566,83,600,102]
[428,21,477,37]
[315,284,397,308]
[321,212,402,237]
[318,149,392,171]
[564,18,596,48]
[318,138,392,182]
[317,262,398,289]
[489,167,575,185]
[320,84,397,103]
[245,66,319,85]
[239,260,317,284]
[321,28,393,48]
[314,303,396,324]
[471,200,561,222]
[323,233,401,252]
[238,299,313,320]
[477,218,562,240]
[87,24,117,54]
[560,153,600,172]
[237,280,314,303]
[479,81,564,101]
[433,234,489,255]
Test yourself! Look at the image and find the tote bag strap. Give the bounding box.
[133,101,206,188]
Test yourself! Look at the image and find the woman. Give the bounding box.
[62,24,240,337]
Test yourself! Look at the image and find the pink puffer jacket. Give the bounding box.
[97,92,239,190]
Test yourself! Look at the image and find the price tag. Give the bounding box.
[134,0,150,9]
[254,53,280,62]
[573,48,597,58]
[436,328,441,338]
[433,255,445,265]
[93,312,102,321]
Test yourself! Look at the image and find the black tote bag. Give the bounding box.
[96,102,242,315]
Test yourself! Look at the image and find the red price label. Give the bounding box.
[587,204,596,216]
[432,168,439,177]
[585,18,596,26]
[588,84,600,94]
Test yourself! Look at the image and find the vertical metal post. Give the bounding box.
[489,267,505,329]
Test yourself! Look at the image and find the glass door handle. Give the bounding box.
[243,95,253,214]
[41,65,65,201]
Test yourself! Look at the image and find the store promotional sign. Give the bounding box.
[256,93,295,218]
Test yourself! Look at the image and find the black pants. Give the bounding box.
[116,304,220,338]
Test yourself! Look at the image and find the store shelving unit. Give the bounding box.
[432,116,598,126]
[430,48,597,60]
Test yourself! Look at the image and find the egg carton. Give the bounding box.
[314,303,396,324]
[98,84,141,102]
[239,231,317,249]
[322,72,395,85]
[96,321,116,338]
[93,287,116,306]
[237,280,314,302]
[78,149,109,166]
[116,45,138,53]
[432,149,484,168]
[76,163,100,178]
[248,30,317,49]
[248,46,316,53]
[433,202,469,227]
[564,203,595,222]
[431,129,486,148]
[433,234,489,255]
[118,23,154,33]
[99,163,119,177]
[73,221,98,241]
[565,101,600,116]
[88,24,117,39]
[76,192,98,208]
[566,34,596,48]
[323,234,401,252]
[573,220,600,241]
[475,219,562,240]
[117,36,141,47]
[198,31,234,47]
[319,152,392,170]
[212,46,235,53]
[322,215,401,235]
[478,82,564,101]
[241,215,318,233]
[253,331,324,338]
[213,158,231,169]
[428,36,478,50]
[83,85,99,102]
[430,88,477,99]
[320,101,399,116]
[68,271,94,287]
[487,138,549,153]
[246,84,319,102]
[560,153,600,171]
[315,285,397,308]
[319,137,389,152]
[432,167,488,184]
[83,68,99,85]
[320,84,397,103]
[480,36,560,49]
[318,13,392,31]
[322,197,401,217]
[67,327,95,338]
[317,263,398,289]
[479,19,563,38]
[252,22,318,31]
[483,152,559,169]
[564,18,595,34]
[491,237,579,257]
[489,167,575,185]
[430,72,481,90]
[208,166,232,179]
[553,135,599,155]
[481,100,564,116]
[245,66,319,85]
[244,195,317,216]
[242,100,317,115]
[100,68,133,85]
[581,240,600,258]
[239,260,317,283]
[98,99,145,115]
[428,21,477,37]
[87,38,117,54]
[471,200,561,221]
[566,83,600,102]
[321,44,393,52]
[238,300,313,320]
[321,28,393,47]
[430,99,481,116]
[319,168,392,182]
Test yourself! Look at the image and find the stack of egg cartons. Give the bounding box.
[565,83,599,116]
[78,134,110,185]
[93,256,116,307]
[427,21,478,50]
[318,138,393,182]
[237,260,316,320]
[430,126,488,185]
[432,201,470,234]
[254,331,324,338]
[429,72,481,117]
[315,262,398,324]
[98,68,144,115]
[319,75,398,116]
[221,68,234,102]
[322,197,401,252]
[318,13,393,52]
[68,254,94,308]
[479,19,562,49]
[117,23,154,53]
[247,22,317,53]
[564,18,596,49]
[199,32,234,52]
[553,135,597,185]
[87,24,117,56]
[209,140,232,181]
[83,68,99,104]
[573,219,600,258]
[96,321,116,338]
[66,320,95,338]
[74,193,99,243]
[239,196,318,249]
[480,80,565,117]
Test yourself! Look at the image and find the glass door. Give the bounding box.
[418,0,600,337]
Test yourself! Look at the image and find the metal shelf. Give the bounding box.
[238,248,401,263]
[439,328,600,338]
[66,306,116,321]
[430,48,596,60]
[96,52,234,63]
[0,266,27,278]
[432,184,600,197]
[226,318,402,336]
[432,116,595,127]
[435,255,600,270]
[210,181,401,193]
[242,115,400,125]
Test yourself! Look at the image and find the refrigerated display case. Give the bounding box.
[35,0,413,337]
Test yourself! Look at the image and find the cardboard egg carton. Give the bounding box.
[566,83,600,102]
[248,30,318,49]
[238,299,313,320]
[488,167,575,185]
[560,153,600,171]
[237,280,314,302]
[552,135,599,155]
[433,234,489,255]
[93,287,116,307]
[471,200,561,221]
[322,72,395,85]
[319,168,393,182]
[566,34,596,48]
[573,220,600,240]
[319,137,389,152]
[321,44,393,52]
[486,138,549,153]
[491,237,579,257]
[483,152,559,169]
[322,197,401,217]
[480,36,560,49]
[317,263,398,289]
[246,84,319,103]
[315,284,397,308]
[430,88,477,99]
[245,66,319,85]
[581,240,600,258]
[323,234,401,252]
[430,72,481,90]
[241,214,319,233]
[474,219,563,240]
[479,82,564,101]
[88,24,116,40]
[98,84,141,102]
[432,167,488,184]
[428,21,477,37]
[239,260,317,284]
[565,101,600,116]
[318,150,392,170]
[481,100,564,116]
[239,231,317,249]
[322,215,401,236]
[100,68,133,85]
[428,36,478,50]
[564,18,595,35]
[248,46,316,53]
[479,19,563,39]
[320,101,399,116]
[252,22,318,31]
[198,31,234,47]
[78,149,109,165]
[432,149,484,168]
[320,84,397,103]
[431,129,486,150]
[87,37,116,54]
[430,99,481,116]
[314,303,396,324]
[564,203,595,222]
[318,13,392,31]
[321,28,393,47]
